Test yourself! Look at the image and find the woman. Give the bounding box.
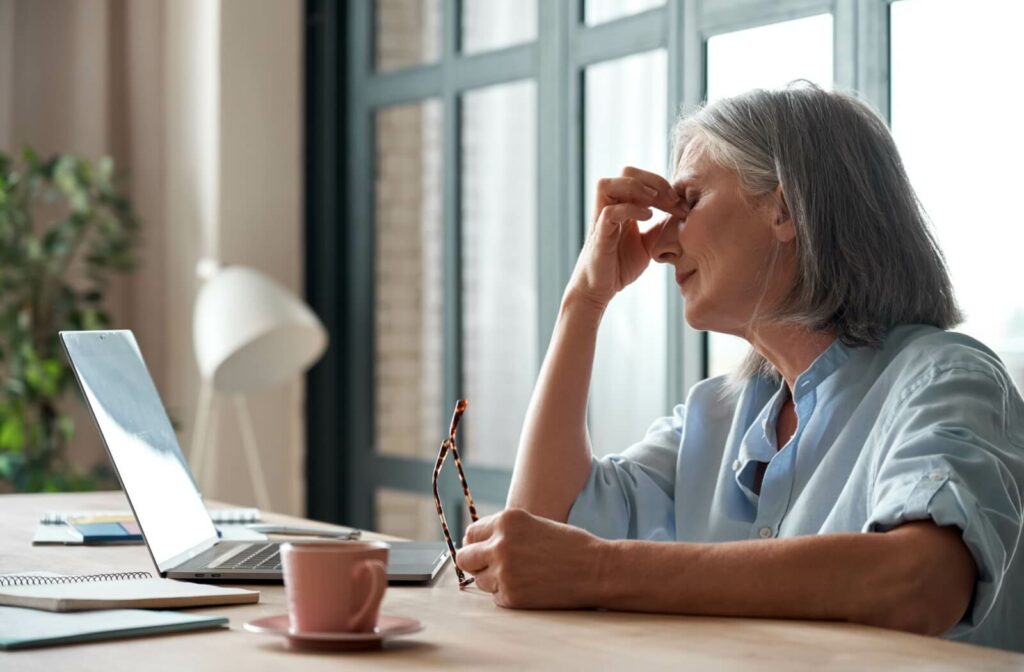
[457,83,1024,652]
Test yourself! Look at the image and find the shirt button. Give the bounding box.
[732,459,742,472]
[929,471,944,482]
[759,527,774,539]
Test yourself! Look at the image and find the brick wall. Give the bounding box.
[375,100,444,540]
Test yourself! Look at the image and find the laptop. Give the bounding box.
[60,329,450,583]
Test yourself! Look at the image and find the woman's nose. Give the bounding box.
[649,215,683,263]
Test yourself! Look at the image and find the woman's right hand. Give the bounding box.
[566,166,688,311]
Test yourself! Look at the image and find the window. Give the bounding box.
[891,0,1024,391]
[704,13,834,379]
[585,49,669,457]
[375,0,440,72]
[461,81,539,468]
[311,1,954,532]
[372,99,447,537]
[461,0,538,54]
[585,0,664,26]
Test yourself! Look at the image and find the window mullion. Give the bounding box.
[668,0,708,398]
[860,0,890,121]
[536,0,574,362]
[345,0,377,528]
[441,0,462,423]
[701,0,833,35]
[834,0,890,120]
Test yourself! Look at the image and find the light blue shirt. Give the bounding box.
[568,324,1024,651]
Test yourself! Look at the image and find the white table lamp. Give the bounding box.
[189,264,328,510]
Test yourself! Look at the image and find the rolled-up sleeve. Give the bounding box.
[566,404,684,541]
[865,365,1024,637]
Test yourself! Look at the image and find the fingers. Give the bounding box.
[640,215,671,254]
[595,168,689,221]
[597,175,658,205]
[456,541,489,574]
[622,163,679,208]
[460,512,506,574]
[463,512,501,545]
[592,203,653,239]
[471,566,499,595]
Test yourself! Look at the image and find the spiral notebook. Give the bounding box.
[0,572,259,612]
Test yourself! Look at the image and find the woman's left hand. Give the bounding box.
[457,508,609,609]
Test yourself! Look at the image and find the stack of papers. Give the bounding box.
[32,508,267,545]
[0,572,256,649]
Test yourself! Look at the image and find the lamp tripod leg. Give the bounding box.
[234,396,273,512]
[203,399,220,491]
[189,379,215,489]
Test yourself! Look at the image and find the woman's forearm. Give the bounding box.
[506,292,605,521]
[594,522,976,636]
[506,166,683,521]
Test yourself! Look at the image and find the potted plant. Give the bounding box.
[0,148,140,492]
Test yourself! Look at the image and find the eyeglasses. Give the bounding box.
[432,399,479,588]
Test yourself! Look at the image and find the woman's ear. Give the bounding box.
[772,185,796,243]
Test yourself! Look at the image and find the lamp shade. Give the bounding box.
[193,266,327,393]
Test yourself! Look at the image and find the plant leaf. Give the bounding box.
[0,415,24,452]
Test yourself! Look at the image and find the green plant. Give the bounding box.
[0,148,140,492]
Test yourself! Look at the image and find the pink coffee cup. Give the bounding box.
[280,540,389,634]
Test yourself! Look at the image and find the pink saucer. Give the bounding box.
[243,613,424,652]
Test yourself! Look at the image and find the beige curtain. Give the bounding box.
[0,0,307,516]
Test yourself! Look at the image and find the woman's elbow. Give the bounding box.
[867,593,969,637]
[860,523,977,637]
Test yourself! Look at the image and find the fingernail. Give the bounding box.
[643,186,658,198]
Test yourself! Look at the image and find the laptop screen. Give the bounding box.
[61,331,218,572]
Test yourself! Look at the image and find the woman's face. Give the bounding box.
[649,139,797,338]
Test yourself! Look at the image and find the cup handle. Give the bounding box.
[348,559,387,632]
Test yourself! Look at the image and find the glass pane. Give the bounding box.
[585,50,668,457]
[375,488,442,541]
[474,500,505,519]
[585,0,664,26]
[375,0,441,72]
[461,81,538,468]
[704,13,833,378]
[374,100,445,458]
[462,0,537,54]
[891,0,1024,390]
[375,488,504,541]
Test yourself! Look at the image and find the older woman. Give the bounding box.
[456,83,1024,652]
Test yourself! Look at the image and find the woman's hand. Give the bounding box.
[566,166,688,311]
[457,508,609,609]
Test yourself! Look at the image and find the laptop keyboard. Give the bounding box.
[216,543,281,571]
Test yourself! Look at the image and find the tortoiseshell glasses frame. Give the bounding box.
[432,399,479,588]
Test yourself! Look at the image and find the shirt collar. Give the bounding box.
[790,337,849,402]
[732,338,849,494]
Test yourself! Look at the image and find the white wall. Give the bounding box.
[0,0,307,515]
[213,0,305,515]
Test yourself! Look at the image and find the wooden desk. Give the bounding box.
[2,492,1021,670]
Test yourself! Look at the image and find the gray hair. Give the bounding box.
[671,81,962,383]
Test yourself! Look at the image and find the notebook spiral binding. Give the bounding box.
[0,571,152,587]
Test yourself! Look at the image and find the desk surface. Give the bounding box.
[2,492,1022,671]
